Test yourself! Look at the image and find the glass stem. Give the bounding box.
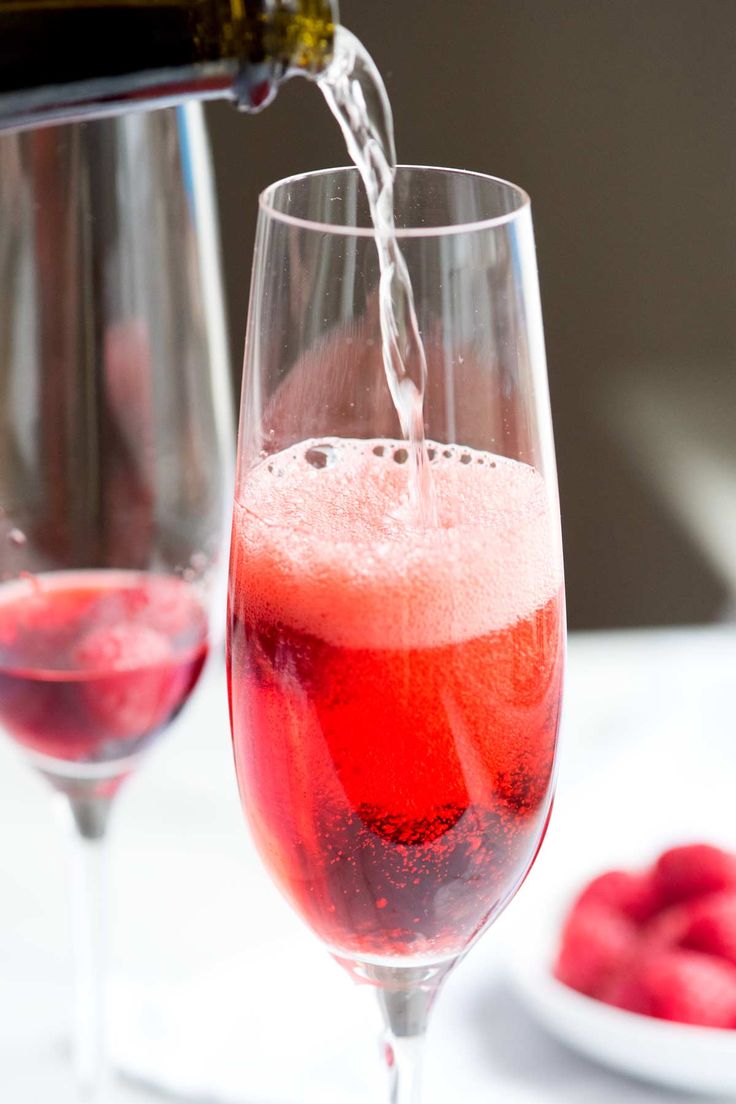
[382,1029,425,1104]
[371,962,455,1104]
[56,792,113,1103]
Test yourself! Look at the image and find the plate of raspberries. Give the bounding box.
[511,843,736,1094]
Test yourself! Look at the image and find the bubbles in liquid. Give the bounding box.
[305,443,338,470]
[259,439,508,494]
[268,438,508,476]
[238,436,561,652]
[19,571,41,595]
[8,528,26,547]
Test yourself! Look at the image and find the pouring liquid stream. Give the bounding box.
[319,28,437,528]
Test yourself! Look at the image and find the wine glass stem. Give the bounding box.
[382,1031,425,1104]
[57,793,113,1102]
[374,963,453,1104]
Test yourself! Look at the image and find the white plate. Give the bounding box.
[507,914,736,1097]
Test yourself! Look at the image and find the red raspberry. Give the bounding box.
[554,905,637,998]
[0,607,16,649]
[599,960,651,1014]
[654,844,736,906]
[75,623,177,740]
[574,869,660,925]
[680,892,736,968]
[138,577,202,638]
[75,623,171,671]
[643,901,693,950]
[637,949,736,1028]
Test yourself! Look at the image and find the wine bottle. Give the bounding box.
[0,0,338,130]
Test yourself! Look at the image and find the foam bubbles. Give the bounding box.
[8,528,26,547]
[304,443,338,470]
[233,438,562,650]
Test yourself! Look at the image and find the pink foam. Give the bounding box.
[232,439,562,649]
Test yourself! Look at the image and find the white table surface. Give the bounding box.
[1,623,735,1102]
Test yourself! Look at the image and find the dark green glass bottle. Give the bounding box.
[0,0,338,129]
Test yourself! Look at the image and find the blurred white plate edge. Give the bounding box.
[507,914,736,1097]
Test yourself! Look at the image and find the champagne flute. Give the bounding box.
[0,103,233,1101]
[228,165,565,1101]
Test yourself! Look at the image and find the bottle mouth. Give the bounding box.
[232,0,339,111]
[232,59,282,112]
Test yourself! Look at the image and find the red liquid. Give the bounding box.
[0,572,208,764]
[228,440,564,962]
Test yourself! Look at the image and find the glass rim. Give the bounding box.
[258,165,531,238]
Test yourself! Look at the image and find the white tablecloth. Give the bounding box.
[1,624,734,1102]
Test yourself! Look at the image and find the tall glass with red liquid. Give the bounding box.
[0,106,233,1101]
[228,166,564,1101]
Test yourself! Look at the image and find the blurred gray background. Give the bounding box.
[205,0,736,631]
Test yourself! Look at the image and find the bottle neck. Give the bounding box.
[233,0,339,110]
[0,0,338,131]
